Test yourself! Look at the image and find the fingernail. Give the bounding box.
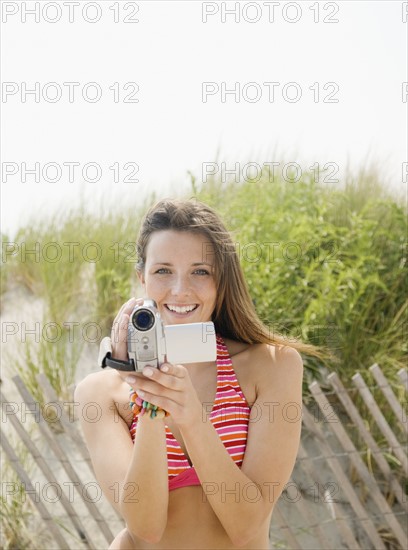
[160,364,169,372]
[143,368,153,377]
[125,375,137,384]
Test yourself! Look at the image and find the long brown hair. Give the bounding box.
[136,198,330,360]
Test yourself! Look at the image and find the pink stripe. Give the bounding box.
[213,428,248,435]
[215,390,239,398]
[212,416,250,423]
[213,408,248,414]
[228,445,245,456]
[212,422,249,430]
[214,424,248,434]
[212,422,249,429]
[168,461,189,468]
[213,401,248,408]
[214,401,246,408]
[213,425,249,433]
[217,384,244,390]
[227,447,246,455]
[227,447,247,455]
[212,410,250,418]
[212,409,250,418]
[215,393,243,401]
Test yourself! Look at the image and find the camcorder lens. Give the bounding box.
[132,309,155,331]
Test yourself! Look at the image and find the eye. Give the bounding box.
[155,268,171,274]
[194,269,210,275]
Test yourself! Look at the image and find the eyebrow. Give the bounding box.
[152,262,213,267]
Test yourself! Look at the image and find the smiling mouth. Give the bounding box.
[165,304,199,314]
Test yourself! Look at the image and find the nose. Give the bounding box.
[170,274,191,298]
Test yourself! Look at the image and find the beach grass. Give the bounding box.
[2,164,406,393]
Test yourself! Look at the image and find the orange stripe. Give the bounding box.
[212,413,250,422]
[217,434,247,443]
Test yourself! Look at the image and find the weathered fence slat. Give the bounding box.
[328,371,407,511]
[37,373,124,524]
[1,391,96,550]
[276,476,331,550]
[296,448,344,548]
[298,442,361,550]
[12,375,115,546]
[302,406,387,550]
[369,364,408,435]
[397,368,408,391]
[309,381,407,549]
[0,428,70,550]
[272,505,302,549]
[38,373,93,463]
[352,373,408,474]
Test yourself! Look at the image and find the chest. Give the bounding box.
[168,361,255,465]
[165,364,218,463]
[125,354,257,464]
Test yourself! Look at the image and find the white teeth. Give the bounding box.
[167,304,197,314]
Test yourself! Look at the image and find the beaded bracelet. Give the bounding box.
[129,389,169,420]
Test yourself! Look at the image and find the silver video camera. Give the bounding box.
[128,299,216,371]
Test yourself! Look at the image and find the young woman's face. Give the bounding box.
[138,230,217,325]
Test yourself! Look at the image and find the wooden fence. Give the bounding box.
[1,364,407,549]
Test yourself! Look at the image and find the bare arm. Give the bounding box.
[120,413,168,542]
[74,373,168,543]
[180,346,303,546]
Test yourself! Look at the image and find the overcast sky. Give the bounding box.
[1,0,407,238]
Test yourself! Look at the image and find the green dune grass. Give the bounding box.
[1,166,406,398]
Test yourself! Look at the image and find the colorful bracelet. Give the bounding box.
[129,389,169,420]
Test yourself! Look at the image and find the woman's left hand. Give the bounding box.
[124,363,203,428]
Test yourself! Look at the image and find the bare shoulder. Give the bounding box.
[223,336,302,372]
[261,344,303,376]
[222,337,303,402]
[253,343,303,387]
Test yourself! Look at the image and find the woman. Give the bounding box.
[75,198,322,549]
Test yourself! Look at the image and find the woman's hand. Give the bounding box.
[110,297,142,360]
[125,363,203,429]
[110,298,203,427]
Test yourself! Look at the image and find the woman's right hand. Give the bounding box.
[111,297,143,360]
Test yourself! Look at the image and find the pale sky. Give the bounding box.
[1,0,407,238]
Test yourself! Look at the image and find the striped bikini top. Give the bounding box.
[129,334,251,491]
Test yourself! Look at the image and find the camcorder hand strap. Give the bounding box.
[98,336,135,371]
[103,354,135,371]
